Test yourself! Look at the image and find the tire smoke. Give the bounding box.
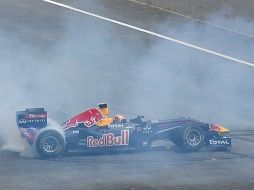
[0,2,253,153]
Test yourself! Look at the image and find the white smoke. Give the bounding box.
[0,3,254,153]
[19,118,63,158]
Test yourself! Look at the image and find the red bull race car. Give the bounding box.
[16,103,231,158]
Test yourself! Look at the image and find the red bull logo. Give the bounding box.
[62,108,105,130]
[87,130,129,147]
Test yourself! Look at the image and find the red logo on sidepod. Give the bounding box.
[87,130,129,148]
[62,108,105,130]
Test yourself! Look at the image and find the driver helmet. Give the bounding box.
[97,103,109,116]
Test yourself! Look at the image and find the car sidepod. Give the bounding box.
[64,122,140,152]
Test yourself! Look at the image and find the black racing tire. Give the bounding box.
[169,129,183,146]
[36,130,65,159]
[181,126,205,152]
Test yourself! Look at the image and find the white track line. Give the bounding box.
[43,0,254,68]
[129,0,254,39]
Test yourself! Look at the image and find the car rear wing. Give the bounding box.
[16,108,47,129]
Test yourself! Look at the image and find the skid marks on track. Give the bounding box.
[46,150,253,164]
[231,130,254,143]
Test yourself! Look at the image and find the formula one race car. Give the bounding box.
[16,103,231,158]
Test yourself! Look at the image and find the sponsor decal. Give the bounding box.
[18,118,46,124]
[62,108,105,130]
[208,140,230,145]
[142,125,153,134]
[19,119,27,124]
[19,128,36,144]
[87,130,129,148]
[25,113,47,119]
[108,124,124,128]
[143,126,152,130]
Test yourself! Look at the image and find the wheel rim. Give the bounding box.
[186,129,202,146]
[42,136,59,153]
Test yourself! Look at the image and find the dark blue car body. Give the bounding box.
[16,107,231,158]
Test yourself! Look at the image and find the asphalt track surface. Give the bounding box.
[0,131,254,190]
[1,0,254,190]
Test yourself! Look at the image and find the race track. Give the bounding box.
[0,0,254,189]
[0,130,254,190]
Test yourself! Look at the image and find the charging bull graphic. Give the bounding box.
[62,108,105,130]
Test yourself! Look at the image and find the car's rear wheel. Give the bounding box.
[36,130,65,159]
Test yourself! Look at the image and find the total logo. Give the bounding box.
[108,124,124,128]
[209,140,230,145]
[87,130,129,148]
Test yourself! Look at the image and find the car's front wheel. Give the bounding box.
[36,130,65,159]
[181,126,205,152]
